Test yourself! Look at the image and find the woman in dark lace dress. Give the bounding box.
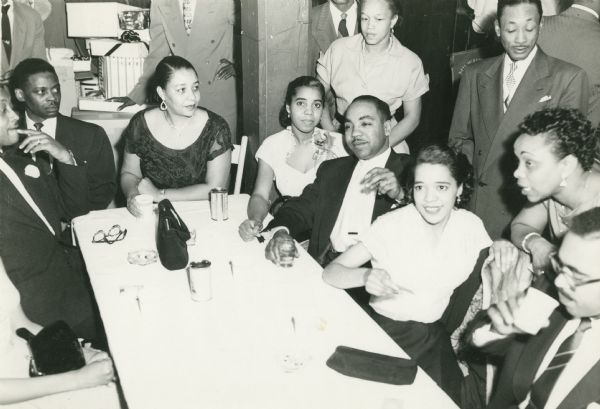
[120,56,232,216]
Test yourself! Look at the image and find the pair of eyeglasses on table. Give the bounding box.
[92,224,127,244]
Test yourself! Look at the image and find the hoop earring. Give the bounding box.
[160,100,167,111]
[559,177,568,188]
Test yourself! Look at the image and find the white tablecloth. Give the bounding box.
[73,195,458,409]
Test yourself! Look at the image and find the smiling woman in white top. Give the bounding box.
[323,144,491,403]
[238,76,347,241]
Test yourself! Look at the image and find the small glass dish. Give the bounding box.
[127,249,158,266]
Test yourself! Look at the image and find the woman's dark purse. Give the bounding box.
[157,199,191,270]
[16,320,86,376]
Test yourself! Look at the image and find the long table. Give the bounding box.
[73,195,458,409]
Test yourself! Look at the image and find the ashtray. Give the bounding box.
[127,249,158,266]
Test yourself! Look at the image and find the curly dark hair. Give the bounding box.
[278,76,325,128]
[518,108,598,171]
[404,144,474,208]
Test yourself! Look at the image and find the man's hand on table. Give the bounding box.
[239,219,263,242]
[265,229,299,266]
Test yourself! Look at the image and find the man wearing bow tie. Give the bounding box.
[473,206,600,409]
[449,0,590,240]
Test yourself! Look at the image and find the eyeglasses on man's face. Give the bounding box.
[549,252,600,289]
[92,224,127,244]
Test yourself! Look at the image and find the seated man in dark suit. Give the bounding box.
[0,85,99,340]
[473,207,600,409]
[9,58,116,212]
[262,94,410,267]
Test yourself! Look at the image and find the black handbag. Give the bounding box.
[157,199,191,270]
[16,320,86,376]
[326,345,417,385]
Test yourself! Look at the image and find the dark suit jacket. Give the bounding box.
[266,150,411,260]
[448,49,589,239]
[308,1,360,75]
[0,2,46,74]
[0,149,97,338]
[55,114,116,211]
[539,6,600,126]
[488,308,600,409]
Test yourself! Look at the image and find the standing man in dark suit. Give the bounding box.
[0,0,46,79]
[448,0,590,240]
[308,0,359,75]
[474,207,600,409]
[263,95,410,267]
[10,58,116,211]
[538,0,600,126]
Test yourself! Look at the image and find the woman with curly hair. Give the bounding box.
[509,108,600,271]
[323,144,491,403]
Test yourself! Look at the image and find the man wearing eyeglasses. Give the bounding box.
[473,206,600,409]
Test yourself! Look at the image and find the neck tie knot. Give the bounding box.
[338,12,349,37]
[34,122,44,132]
[1,4,9,14]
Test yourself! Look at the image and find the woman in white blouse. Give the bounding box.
[238,76,347,241]
[323,144,491,403]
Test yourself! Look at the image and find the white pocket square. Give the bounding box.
[539,95,552,103]
[587,403,600,409]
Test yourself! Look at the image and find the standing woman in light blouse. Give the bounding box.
[317,0,428,154]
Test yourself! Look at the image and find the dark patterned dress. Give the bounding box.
[123,108,233,189]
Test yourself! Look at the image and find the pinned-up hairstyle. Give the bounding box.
[147,56,197,105]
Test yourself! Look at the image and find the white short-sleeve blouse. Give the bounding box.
[360,205,491,323]
[255,127,347,197]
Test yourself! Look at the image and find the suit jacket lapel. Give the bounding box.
[476,56,503,175]
[313,4,337,53]
[512,310,569,400]
[157,0,188,54]
[557,361,600,409]
[482,51,550,175]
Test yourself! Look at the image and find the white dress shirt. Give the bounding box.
[329,148,391,252]
[503,46,538,110]
[329,1,357,37]
[26,114,57,139]
[518,317,600,409]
